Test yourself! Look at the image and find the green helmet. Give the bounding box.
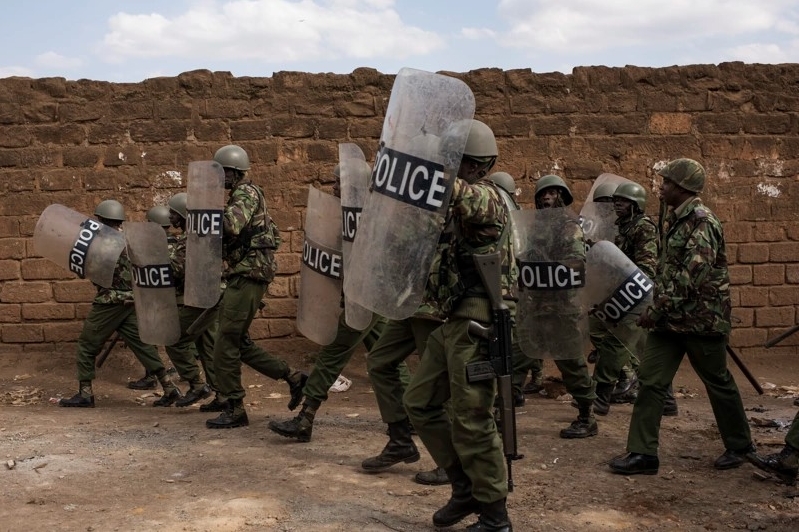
[168,192,188,219]
[213,144,250,171]
[94,199,125,221]
[333,163,340,178]
[657,158,705,193]
[146,205,172,227]
[535,175,573,206]
[464,119,498,159]
[488,172,515,195]
[613,182,647,211]
[592,181,618,202]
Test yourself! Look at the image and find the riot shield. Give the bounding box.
[344,68,476,319]
[512,207,590,360]
[296,186,344,346]
[585,240,653,353]
[580,173,637,244]
[184,160,225,308]
[338,142,373,331]
[125,222,181,346]
[33,204,126,288]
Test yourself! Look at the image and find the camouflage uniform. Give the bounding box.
[163,232,218,402]
[64,251,175,404]
[208,175,303,427]
[404,177,516,508]
[625,195,752,457]
[591,212,659,389]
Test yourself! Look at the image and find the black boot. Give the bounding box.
[663,384,678,416]
[285,370,309,411]
[747,445,799,485]
[361,418,420,472]
[152,387,182,407]
[59,381,95,408]
[414,466,449,486]
[205,399,249,429]
[268,400,318,442]
[127,370,157,390]
[592,383,614,416]
[199,394,226,412]
[465,498,512,531]
[560,403,598,439]
[175,384,212,407]
[432,462,479,527]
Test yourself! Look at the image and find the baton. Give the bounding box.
[726,344,764,395]
[764,324,799,349]
[96,331,122,368]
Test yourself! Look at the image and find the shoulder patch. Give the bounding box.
[694,208,707,219]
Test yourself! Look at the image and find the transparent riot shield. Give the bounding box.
[296,186,344,346]
[338,142,373,331]
[580,173,637,244]
[33,204,126,288]
[125,222,181,346]
[512,207,590,360]
[184,160,225,308]
[344,68,476,319]
[585,240,654,353]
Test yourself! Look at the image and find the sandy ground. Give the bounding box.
[1,338,798,532]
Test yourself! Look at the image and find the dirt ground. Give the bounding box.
[1,339,798,532]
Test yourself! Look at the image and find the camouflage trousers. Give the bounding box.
[404,318,507,504]
[627,331,751,456]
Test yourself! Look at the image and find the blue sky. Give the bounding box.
[2,0,797,82]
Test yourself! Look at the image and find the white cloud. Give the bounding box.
[727,40,799,64]
[496,0,798,54]
[0,66,34,78]
[461,27,496,40]
[97,0,444,65]
[35,52,83,70]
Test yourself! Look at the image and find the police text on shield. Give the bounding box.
[132,264,175,288]
[303,240,342,280]
[342,206,362,242]
[518,261,585,290]
[186,209,223,237]
[592,270,653,324]
[69,219,102,278]
[371,146,447,212]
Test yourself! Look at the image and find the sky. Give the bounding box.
[1,0,797,83]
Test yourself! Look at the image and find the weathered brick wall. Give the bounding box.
[1,63,797,357]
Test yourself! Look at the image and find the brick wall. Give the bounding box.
[1,63,797,357]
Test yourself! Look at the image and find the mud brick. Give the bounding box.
[729,327,767,348]
[268,318,295,338]
[0,259,20,280]
[738,286,769,307]
[52,281,95,302]
[0,304,20,323]
[769,241,799,262]
[728,265,752,285]
[769,286,799,306]
[0,282,51,303]
[22,303,75,321]
[262,298,297,319]
[752,264,785,285]
[755,306,796,327]
[737,243,769,264]
[43,321,83,342]
[2,323,44,343]
[649,113,692,134]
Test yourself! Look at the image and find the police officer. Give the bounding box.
[58,200,181,408]
[359,122,502,488]
[524,175,599,438]
[403,119,514,531]
[205,145,307,429]
[267,164,403,442]
[145,195,217,407]
[587,182,665,416]
[609,158,755,475]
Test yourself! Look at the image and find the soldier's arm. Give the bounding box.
[169,238,186,284]
[633,221,659,280]
[450,179,506,245]
[223,185,259,237]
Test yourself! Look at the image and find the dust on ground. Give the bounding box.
[1,339,798,532]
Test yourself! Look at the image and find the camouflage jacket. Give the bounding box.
[169,233,186,300]
[94,249,134,305]
[223,178,281,283]
[417,178,517,323]
[649,197,731,335]
[615,212,659,280]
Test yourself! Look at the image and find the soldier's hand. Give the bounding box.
[636,308,655,329]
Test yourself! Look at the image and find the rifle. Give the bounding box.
[96,331,122,368]
[764,324,799,348]
[725,344,764,395]
[467,251,523,492]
